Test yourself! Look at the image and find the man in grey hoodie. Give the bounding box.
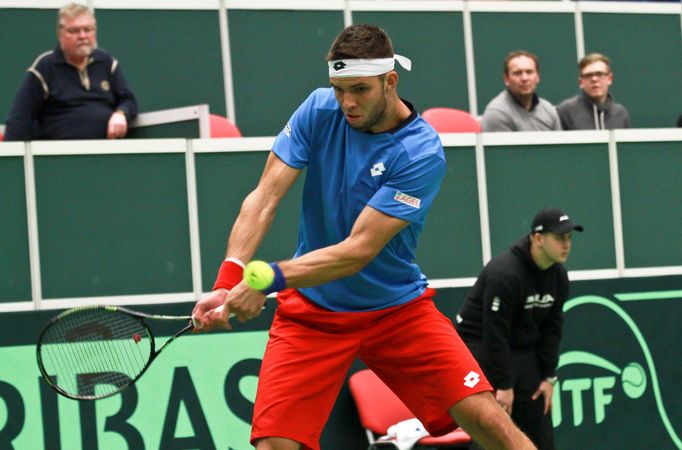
[481,50,561,132]
[557,53,630,130]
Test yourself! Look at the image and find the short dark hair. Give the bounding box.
[579,53,611,73]
[504,50,539,74]
[327,24,394,61]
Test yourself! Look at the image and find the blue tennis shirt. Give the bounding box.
[272,87,445,312]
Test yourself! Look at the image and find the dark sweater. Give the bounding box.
[4,45,137,141]
[557,91,630,130]
[455,235,567,389]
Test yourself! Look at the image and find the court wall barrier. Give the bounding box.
[1,129,681,447]
[2,128,682,309]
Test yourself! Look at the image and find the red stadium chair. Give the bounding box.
[349,369,471,448]
[209,113,242,137]
[422,107,481,133]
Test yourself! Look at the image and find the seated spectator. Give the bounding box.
[4,3,137,141]
[557,53,630,130]
[481,50,560,132]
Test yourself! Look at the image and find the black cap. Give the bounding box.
[531,208,584,234]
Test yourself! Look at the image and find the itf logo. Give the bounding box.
[554,292,681,449]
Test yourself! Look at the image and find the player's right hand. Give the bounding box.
[191,289,229,332]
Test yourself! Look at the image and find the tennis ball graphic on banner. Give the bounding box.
[621,362,647,399]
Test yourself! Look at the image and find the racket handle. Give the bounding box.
[216,304,239,319]
[191,304,237,328]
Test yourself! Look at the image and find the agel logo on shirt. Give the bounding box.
[394,191,421,209]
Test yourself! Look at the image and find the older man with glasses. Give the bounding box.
[4,2,138,141]
[557,53,630,130]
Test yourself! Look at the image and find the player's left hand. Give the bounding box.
[107,111,128,139]
[224,280,266,324]
[531,380,554,414]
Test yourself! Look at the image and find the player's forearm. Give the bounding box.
[276,206,405,288]
[278,237,375,288]
[225,189,278,263]
[223,152,300,263]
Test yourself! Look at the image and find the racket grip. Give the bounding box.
[215,304,238,319]
[191,304,237,328]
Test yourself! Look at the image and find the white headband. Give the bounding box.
[328,54,412,77]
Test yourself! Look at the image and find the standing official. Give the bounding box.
[455,208,583,450]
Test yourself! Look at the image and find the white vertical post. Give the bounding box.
[24,142,43,309]
[475,134,491,265]
[343,0,353,27]
[185,140,204,301]
[608,130,626,276]
[219,0,237,123]
[463,0,478,116]
[574,1,585,60]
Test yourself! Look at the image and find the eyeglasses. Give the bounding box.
[62,25,96,35]
[580,71,610,80]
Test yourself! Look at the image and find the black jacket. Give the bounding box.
[455,235,567,389]
[4,45,138,141]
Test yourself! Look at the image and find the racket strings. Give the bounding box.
[39,308,153,398]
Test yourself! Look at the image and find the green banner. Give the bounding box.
[1,331,268,450]
[1,280,681,449]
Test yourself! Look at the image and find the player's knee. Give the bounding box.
[450,391,503,432]
[254,437,302,450]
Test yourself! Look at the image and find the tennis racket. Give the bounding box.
[36,304,230,401]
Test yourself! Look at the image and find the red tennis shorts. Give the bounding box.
[250,288,492,450]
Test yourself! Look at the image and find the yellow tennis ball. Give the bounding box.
[243,260,275,290]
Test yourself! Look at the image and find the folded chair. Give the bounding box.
[349,369,472,449]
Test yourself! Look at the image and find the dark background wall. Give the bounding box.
[1,4,681,135]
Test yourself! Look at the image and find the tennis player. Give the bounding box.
[193,24,536,450]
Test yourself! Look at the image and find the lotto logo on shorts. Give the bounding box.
[463,371,480,388]
[394,191,421,208]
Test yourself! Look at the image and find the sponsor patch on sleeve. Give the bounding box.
[283,122,292,137]
[394,191,421,209]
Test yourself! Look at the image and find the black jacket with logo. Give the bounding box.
[455,235,567,389]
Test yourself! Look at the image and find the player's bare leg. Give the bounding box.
[255,437,301,450]
[449,391,536,450]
